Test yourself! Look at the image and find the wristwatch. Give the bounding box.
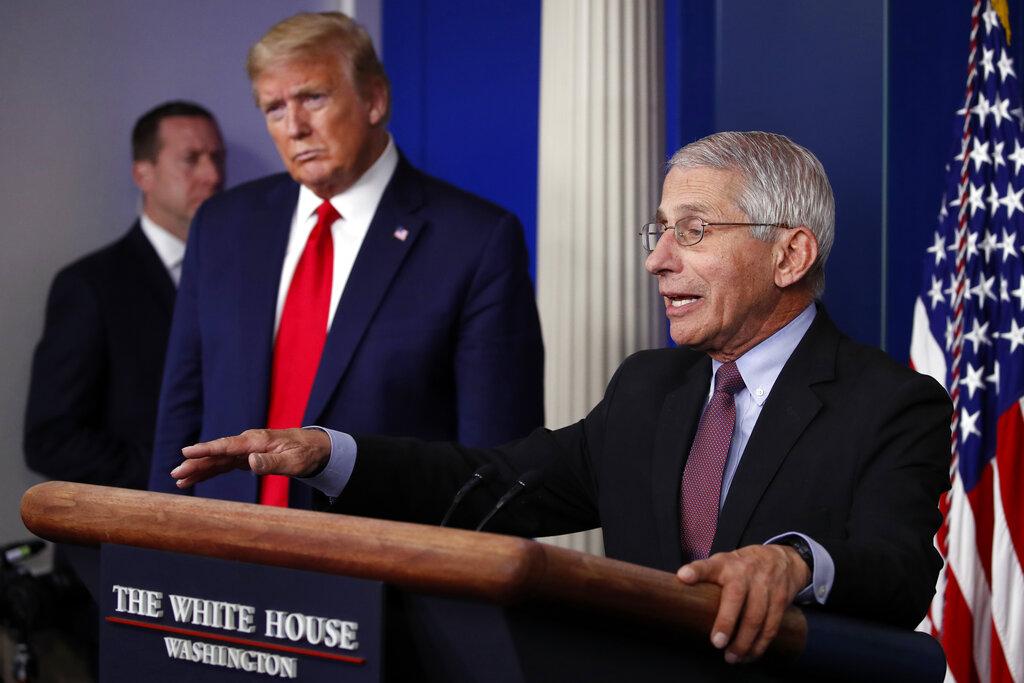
[775,535,814,574]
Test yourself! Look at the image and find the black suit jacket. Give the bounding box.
[336,309,951,629]
[25,223,175,489]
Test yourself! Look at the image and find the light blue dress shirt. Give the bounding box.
[304,302,833,605]
[707,303,833,605]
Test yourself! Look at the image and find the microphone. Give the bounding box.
[474,469,544,532]
[439,464,499,527]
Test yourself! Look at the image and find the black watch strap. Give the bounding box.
[775,535,814,573]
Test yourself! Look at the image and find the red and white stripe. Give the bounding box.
[912,3,1022,681]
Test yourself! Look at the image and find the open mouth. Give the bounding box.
[663,292,702,310]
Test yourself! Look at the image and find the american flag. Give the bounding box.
[910,1,1024,681]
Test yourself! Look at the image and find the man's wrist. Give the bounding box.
[772,536,813,587]
[297,427,356,498]
[779,544,812,588]
[300,427,332,477]
[778,535,814,569]
[763,532,834,605]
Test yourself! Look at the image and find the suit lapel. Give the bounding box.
[238,178,299,427]
[710,309,838,554]
[123,222,175,315]
[303,159,426,424]
[650,356,712,569]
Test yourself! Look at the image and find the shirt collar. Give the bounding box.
[139,213,186,271]
[295,135,399,224]
[711,303,817,406]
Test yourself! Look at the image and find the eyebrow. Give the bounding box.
[655,202,714,222]
[258,83,329,110]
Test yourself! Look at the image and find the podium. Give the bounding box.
[21,482,944,682]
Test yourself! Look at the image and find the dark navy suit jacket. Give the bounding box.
[25,222,175,488]
[149,158,544,502]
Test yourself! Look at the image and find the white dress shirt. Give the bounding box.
[274,136,399,334]
[139,214,186,285]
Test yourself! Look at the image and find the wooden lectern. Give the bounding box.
[22,482,944,682]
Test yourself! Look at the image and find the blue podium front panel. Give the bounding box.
[100,545,383,682]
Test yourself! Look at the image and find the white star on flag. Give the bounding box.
[928,276,945,308]
[927,232,947,265]
[1012,274,1024,309]
[960,362,986,398]
[987,184,1002,214]
[992,139,1006,168]
[970,139,992,170]
[964,318,992,352]
[1000,182,1024,217]
[991,93,1011,127]
[997,49,1016,81]
[972,275,997,303]
[985,360,1000,387]
[999,317,1024,352]
[1008,139,1024,173]
[968,182,986,216]
[981,46,996,79]
[982,6,999,33]
[959,408,981,440]
[972,93,992,123]
[979,230,998,260]
[999,228,1017,260]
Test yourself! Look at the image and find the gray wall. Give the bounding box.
[0,1,353,543]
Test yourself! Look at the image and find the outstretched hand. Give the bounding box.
[170,428,332,489]
[676,544,809,663]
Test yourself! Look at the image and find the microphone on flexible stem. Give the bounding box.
[439,464,499,527]
[474,469,544,532]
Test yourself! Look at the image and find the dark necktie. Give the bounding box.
[680,361,745,560]
[261,200,339,507]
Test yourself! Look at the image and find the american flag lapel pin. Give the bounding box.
[393,226,409,242]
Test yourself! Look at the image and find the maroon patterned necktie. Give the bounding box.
[680,361,745,561]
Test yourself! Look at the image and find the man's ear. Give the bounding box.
[132,160,154,194]
[364,78,389,127]
[773,225,819,289]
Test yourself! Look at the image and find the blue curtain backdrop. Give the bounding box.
[382,0,542,278]
[381,0,1024,360]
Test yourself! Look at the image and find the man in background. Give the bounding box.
[22,100,225,674]
[25,100,225,491]
[149,12,544,507]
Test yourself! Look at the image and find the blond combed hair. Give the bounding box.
[247,12,390,121]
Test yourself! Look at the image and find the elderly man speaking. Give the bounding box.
[168,132,951,664]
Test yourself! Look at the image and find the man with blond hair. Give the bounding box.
[149,12,544,508]
[171,131,951,664]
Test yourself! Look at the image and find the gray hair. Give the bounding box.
[667,131,834,298]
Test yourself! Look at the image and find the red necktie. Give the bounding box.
[261,200,339,506]
[680,361,745,560]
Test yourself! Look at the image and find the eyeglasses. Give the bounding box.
[638,217,792,253]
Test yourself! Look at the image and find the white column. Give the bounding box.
[535,0,665,555]
[337,0,382,52]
